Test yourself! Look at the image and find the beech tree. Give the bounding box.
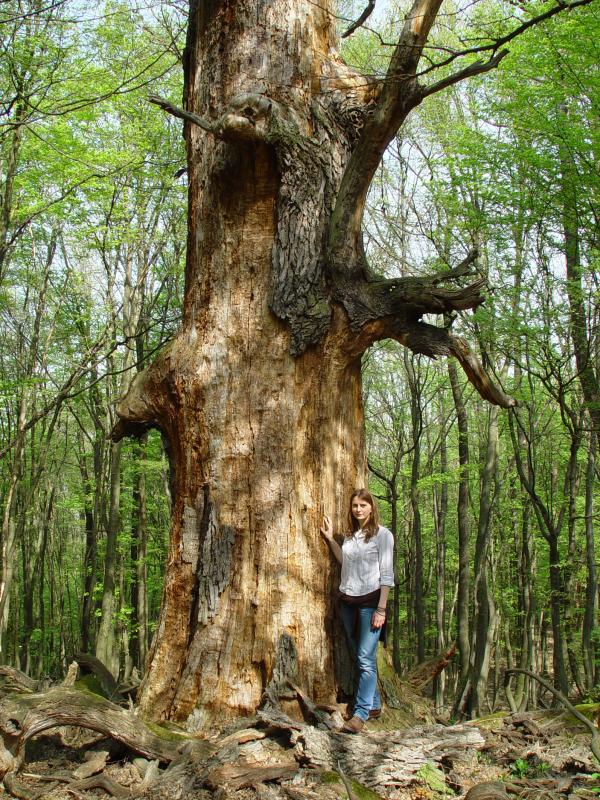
[112,0,591,724]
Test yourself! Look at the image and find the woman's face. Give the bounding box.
[351,496,372,527]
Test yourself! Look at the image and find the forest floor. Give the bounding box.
[2,706,600,800]
[1,656,599,800]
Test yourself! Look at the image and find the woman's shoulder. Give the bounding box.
[376,525,393,540]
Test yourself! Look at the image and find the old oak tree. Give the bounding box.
[110,0,584,725]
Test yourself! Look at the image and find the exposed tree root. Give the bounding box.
[0,685,214,778]
[1,663,599,799]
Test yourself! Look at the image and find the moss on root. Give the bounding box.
[416,761,454,796]
[74,675,106,697]
[319,770,383,800]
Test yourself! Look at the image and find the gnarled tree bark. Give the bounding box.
[112,0,521,726]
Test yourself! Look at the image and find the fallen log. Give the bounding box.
[0,667,39,696]
[0,686,213,778]
[0,669,492,799]
[74,652,124,701]
[257,705,485,793]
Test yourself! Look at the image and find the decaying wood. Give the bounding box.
[0,686,213,779]
[465,784,509,800]
[3,772,37,799]
[62,662,79,688]
[71,773,131,798]
[506,668,600,763]
[256,708,485,792]
[72,749,109,779]
[205,761,298,791]
[404,643,457,690]
[1,677,597,800]
[0,667,39,695]
[465,777,575,800]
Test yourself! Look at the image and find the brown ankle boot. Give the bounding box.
[341,716,365,734]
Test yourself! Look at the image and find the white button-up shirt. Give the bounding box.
[339,526,395,596]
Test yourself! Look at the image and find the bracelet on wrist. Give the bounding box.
[374,609,386,616]
[377,607,387,612]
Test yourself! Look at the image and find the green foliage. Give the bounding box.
[0,0,184,677]
[509,756,550,779]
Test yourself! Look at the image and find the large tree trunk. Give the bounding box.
[125,124,367,718]
[114,0,514,724]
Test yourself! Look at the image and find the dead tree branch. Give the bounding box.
[505,668,600,763]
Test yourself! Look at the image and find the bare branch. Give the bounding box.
[342,1,376,39]
[445,334,516,408]
[149,92,275,142]
[430,248,479,285]
[418,0,596,78]
[149,94,216,133]
[420,50,509,100]
[388,320,515,407]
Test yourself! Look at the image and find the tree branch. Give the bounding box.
[420,50,509,100]
[417,0,596,78]
[328,0,444,271]
[149,94,216,133]
[328,0,594,274]
[334,248,515,407]
[430,248,479,284]
[149,93,275,142]
[342,1,376,39]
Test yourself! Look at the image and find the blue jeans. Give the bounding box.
[340,603,382,722]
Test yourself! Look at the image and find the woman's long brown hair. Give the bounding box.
[346,488,380,542]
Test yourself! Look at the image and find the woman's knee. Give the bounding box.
[356,653,377,674]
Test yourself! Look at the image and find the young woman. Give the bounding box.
[320,489,394,734]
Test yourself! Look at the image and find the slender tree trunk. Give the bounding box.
[560,105,600,452]
[449,361,470,680]
[390,483,402,673]
[433,393,448,709]
[548,535,570,696]
[467,405,499,717]
[79,388,105,655]
[36,487,53,678]
[582,432,597,688]
[96,441,123,677]
[130,436,149,673]
[405,352,425,663]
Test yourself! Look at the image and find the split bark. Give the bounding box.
[114,0,521,725]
